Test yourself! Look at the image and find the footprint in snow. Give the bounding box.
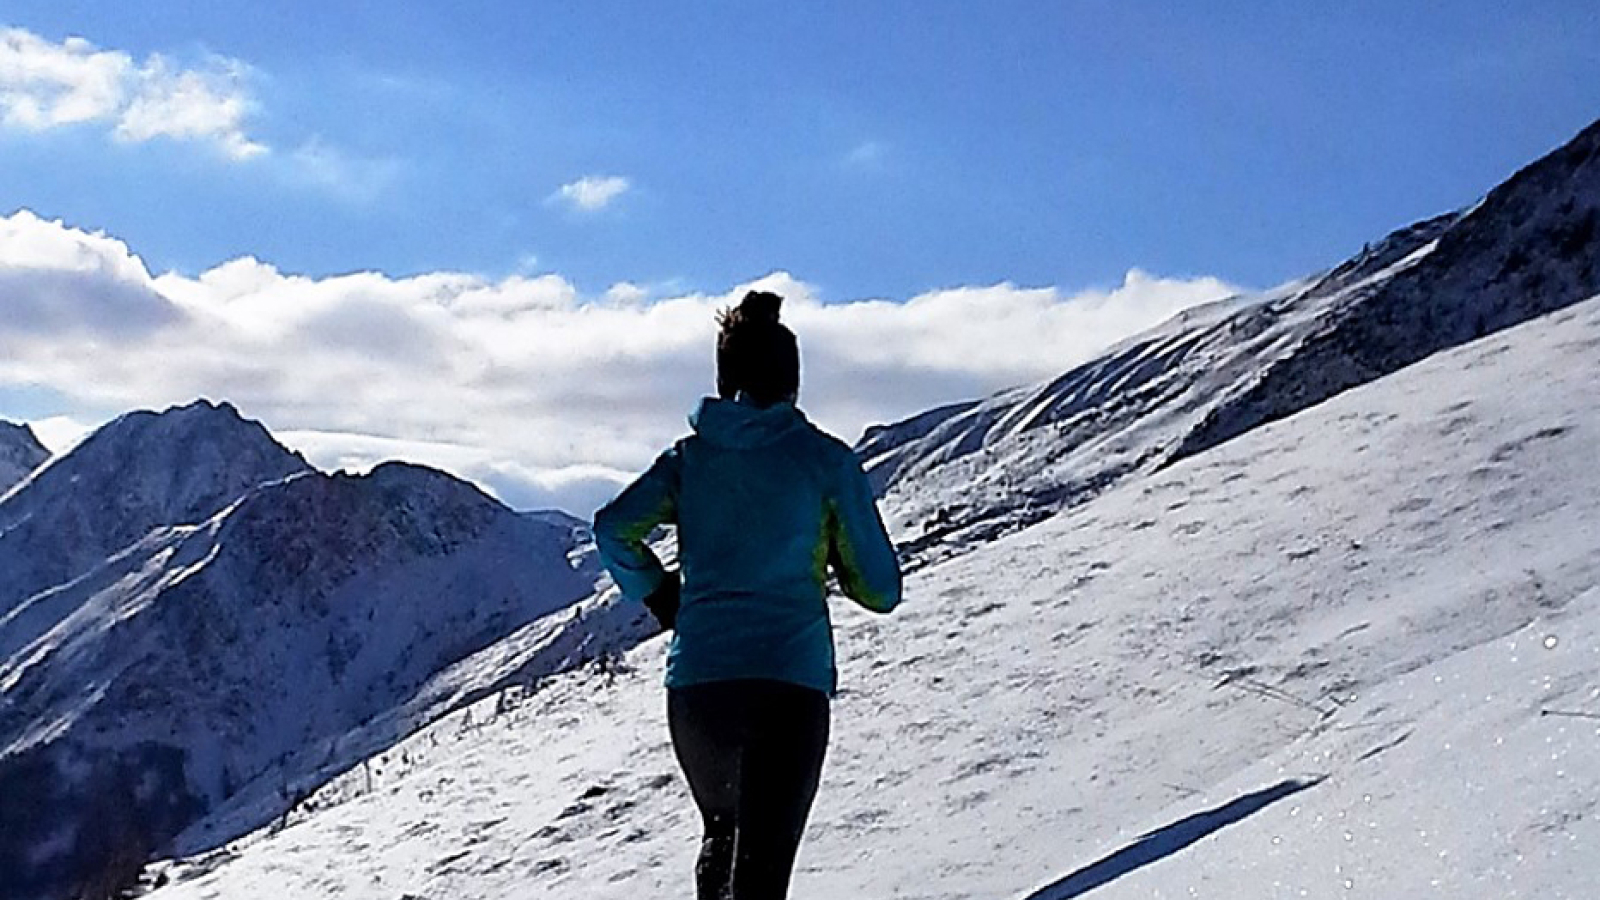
[1488,424,1574,463]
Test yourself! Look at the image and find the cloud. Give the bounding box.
[845,140,887,167]
[285,139,404,202]
[26,415,92,456]
[0,210,181,334]
[550,175,631,212]
[0,26,264,159]
[603,281,648,305]
[0,209,1239,517]
[0,29,125,128]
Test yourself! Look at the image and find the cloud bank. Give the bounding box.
[0,209,1238,517]
[0,26,264,158]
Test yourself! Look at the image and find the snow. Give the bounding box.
[1074,601,1600,898]
[139,295,1600,899]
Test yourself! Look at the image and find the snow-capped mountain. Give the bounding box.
[138,291,1600,900]
[0,421,48,496]
[0,400,311,618]
[867,117,1600,566]
[0,461,600,900]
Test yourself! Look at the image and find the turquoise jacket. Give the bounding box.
[593,397,902,696]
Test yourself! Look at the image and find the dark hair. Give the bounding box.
[716,290,799,406]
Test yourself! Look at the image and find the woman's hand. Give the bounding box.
[643,571,681,631]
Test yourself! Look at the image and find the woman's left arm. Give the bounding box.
[593,445,682,603]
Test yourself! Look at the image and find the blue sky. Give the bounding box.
[5,2,1599,298]
[2,3,1599,515]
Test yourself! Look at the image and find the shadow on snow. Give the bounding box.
[1021,777,1323,899]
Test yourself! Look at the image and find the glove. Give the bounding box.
[642,571,681,631]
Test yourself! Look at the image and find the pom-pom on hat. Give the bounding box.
[716,291,799,406]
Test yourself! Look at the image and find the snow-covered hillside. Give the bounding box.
[0,421,47,496]
[0,461,602,899]
[869,117,1600,568]
[138,293,1600,899]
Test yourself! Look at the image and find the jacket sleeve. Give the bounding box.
[828,454,902,613]
[593,445,681,603]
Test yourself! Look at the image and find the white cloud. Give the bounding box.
[603,281,648,305]
[0,208,151,277]
[0,210,179,334]
[0,26,264,159]
[0,209,1239,517]
[0,30,125,128]
[27,415,93,456]
[114,55,264,158]
[550,175,631,212]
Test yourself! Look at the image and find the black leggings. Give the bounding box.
[667,679,830,900]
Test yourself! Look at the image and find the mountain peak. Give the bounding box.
[0,400,313,614]
[0,420,49,496]
[93,397,274,449]
[62,399,308,486]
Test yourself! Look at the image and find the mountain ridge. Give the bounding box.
[0,458,600,899]
[862,117,1600,567]
[0,399,312,618]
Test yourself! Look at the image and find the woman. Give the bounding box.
[593,290,902,899]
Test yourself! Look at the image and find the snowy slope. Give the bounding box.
[0,463,601,900]
[139,294,1600,900]
[0,421,47,496]
[870,117,1600,568]
[0,400,311,619]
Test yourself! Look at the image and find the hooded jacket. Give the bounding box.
[593,396,901,696]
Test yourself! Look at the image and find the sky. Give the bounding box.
[2,3,1599,516]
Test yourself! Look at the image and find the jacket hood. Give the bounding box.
[689,396,807,449]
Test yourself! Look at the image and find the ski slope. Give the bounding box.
[145,294,1600,899]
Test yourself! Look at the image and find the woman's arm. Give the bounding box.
[828,455,902,613]
[593,445,681,604]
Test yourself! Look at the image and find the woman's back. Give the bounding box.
[676,397,837,607]
[595,394,900,695]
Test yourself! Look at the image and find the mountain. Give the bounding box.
[136,292,1600,900]
[866,117,1600,567]
[0,400,312,619]
[0,421,48,496]
[0,462,600,900]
